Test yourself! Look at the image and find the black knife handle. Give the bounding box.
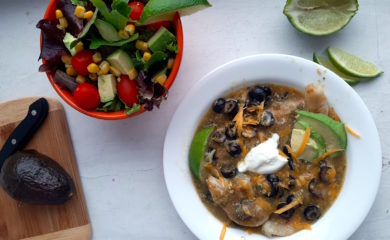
[0,98,49,168]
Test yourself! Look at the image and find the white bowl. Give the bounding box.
[163,54,381,240]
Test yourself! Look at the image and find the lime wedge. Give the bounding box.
[328,48,383,78]
[189,126,214,179]
[283,0,359,36]
[313,52,360,85]
[139,0,212,24]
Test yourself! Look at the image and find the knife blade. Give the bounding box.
[0,98,49,168]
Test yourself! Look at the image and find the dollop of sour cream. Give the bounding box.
[237,134,288,174]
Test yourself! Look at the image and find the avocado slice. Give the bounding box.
[94,19,121,42]
[98,74,117,103]
[296,110,347,151]
[290,129,320,162]
[147,27,176,53]
[107,49,134,75]
[295,120,326,155]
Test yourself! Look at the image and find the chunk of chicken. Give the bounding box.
[262,216,298,237]
[270,98,304,125]
[304,83,329,115]
[206,174,273,227]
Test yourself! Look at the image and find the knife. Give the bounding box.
[0,98,49,168]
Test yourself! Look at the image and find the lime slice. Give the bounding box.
[189,126,214,179]
[283,0,358,36]
[139,0,212,24]
[328,48,383,78]
[313,52,360,85]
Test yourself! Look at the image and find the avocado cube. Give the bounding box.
[107,49,134,75]
[147,27,176,53]
[98,74,117,103]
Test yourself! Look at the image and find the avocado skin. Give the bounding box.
[0,150,75,205]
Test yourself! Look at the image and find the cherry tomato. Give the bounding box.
[71,50,94,76]
[147,21,171,31]
[118,75,139,106]
[73,83,100,110]
[128,1,145,21]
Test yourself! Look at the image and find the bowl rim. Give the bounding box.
[163,54,382,240]
[41,0,183,120]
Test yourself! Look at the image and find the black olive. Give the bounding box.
[211,128,226,143]
[248,86,266,102]
[286,194,295,204]
[223,99,239,116]
[246,99,261,107]
[226,141,241,157]
[267,183,279,198]
[320,166,336,184]
[287,176,296,189]
[266,174,279,183]
[277,202,295,219]
[205,148,218,166]
[213,98,226,113]
[225,123,238,140]
[304,204,322,221]
[260,111,275,127]
[262,86,272,101]
[220,166,238,178]
[282,145,292,158]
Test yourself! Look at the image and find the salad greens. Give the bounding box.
[38,0,211,114]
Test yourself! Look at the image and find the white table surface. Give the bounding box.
[0,0,389,239]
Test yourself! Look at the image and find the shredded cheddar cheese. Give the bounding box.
[233,107,244,137]
[285,145,298,162]
[274,195,303,214]
[295,127,311,157]
[313,149,343,164]
[219,224,227,240]
[346,126,360,138]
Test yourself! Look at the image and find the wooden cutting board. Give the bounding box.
[0,97,91,240]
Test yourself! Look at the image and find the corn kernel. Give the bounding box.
[89,73,98,81]
[75,6,86,19]
[167,58,174,69]
[124,24,135,35]
[109,66,121,77]
[76,75,86,84]
[98,61,110,75]
[74,42,84,53]
[135,40,148,51]
[55,9,63,19]
[59,17,68,29]
[119,30,129,39]
[155,74,167,85]
[143,52,152,62]
[92,52,102,63]
[66,67,77,76]
[87,63,100,74]
[127,67,138,80]
[84,10,94,20]
[61,55,72,65]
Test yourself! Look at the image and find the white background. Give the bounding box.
[0,0,389,239]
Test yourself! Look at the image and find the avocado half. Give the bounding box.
[0,150,75,205]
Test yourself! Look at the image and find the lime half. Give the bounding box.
[189,126,214,179]
[283,0,359,36]
[328,48,383,78]
[313,53,360,85]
